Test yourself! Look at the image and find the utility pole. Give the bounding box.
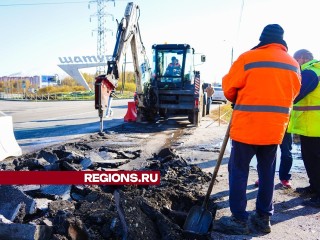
[89,0,115,75]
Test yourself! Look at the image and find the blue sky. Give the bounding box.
[1,0,319,83]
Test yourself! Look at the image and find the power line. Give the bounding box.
[0,1,88,7]
[231,0,245,64]
[236,0,245,41]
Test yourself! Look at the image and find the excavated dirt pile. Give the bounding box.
[1,127,217,240]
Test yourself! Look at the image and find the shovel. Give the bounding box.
[183,120,231,235]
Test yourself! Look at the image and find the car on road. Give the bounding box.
[211,86,227,104]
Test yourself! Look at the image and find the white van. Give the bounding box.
[211,86,227,104]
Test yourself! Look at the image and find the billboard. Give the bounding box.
[41,75,56,83]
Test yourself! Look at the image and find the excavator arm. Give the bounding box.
[94,2,151,132]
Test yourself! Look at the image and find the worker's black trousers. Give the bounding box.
[228,140,277,221]
[300,136,320,196]
[279,132,293,181]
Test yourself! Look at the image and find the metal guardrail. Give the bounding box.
[0,92,94,101]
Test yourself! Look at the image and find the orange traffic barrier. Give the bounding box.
[124,101,137,122]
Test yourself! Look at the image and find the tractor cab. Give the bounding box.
[151,44,195,90]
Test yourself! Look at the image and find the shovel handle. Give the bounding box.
[202,118,231,209]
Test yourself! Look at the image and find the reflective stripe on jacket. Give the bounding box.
[288,60,320,137]
[222,43,301,145]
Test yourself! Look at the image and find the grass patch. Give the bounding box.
[113,91,134,99]
[22,90,135,101]
[209,102,233,123]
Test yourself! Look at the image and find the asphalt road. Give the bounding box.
[1,99,223,155]
[0,99,130,154]
[1,99,304,172]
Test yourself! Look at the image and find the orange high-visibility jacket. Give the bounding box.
[222,43,301,145]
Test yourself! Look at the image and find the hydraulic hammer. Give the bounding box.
[94,75,115,133]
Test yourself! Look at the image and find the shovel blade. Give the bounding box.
[183,205,213,234]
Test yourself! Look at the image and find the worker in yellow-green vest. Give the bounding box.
[288,49,320,208]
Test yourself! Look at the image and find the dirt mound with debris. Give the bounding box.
[0,123,217,240]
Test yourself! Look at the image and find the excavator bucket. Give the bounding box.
[0,112,22,161]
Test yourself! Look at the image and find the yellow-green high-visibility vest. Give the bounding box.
[288,60,320,137]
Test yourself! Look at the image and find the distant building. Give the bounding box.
[0,75,57,89]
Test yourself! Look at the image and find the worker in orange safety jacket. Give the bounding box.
[215,24,301,235]
[165,56,181,76]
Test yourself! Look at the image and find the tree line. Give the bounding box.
[0,72,137,95]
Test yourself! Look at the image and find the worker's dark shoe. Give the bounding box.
[302,196,320,208]
[280,180,292,189]
[295,186,316,196]
[212,215,249,235]
[250,212,271,233]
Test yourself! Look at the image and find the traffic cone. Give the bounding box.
[124,101,137,122]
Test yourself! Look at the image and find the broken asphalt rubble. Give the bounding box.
[2,118,319,240]
[0,125,217,240]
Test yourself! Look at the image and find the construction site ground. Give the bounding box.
[1,115,319,240]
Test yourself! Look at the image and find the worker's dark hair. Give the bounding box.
[293,49,313,61]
